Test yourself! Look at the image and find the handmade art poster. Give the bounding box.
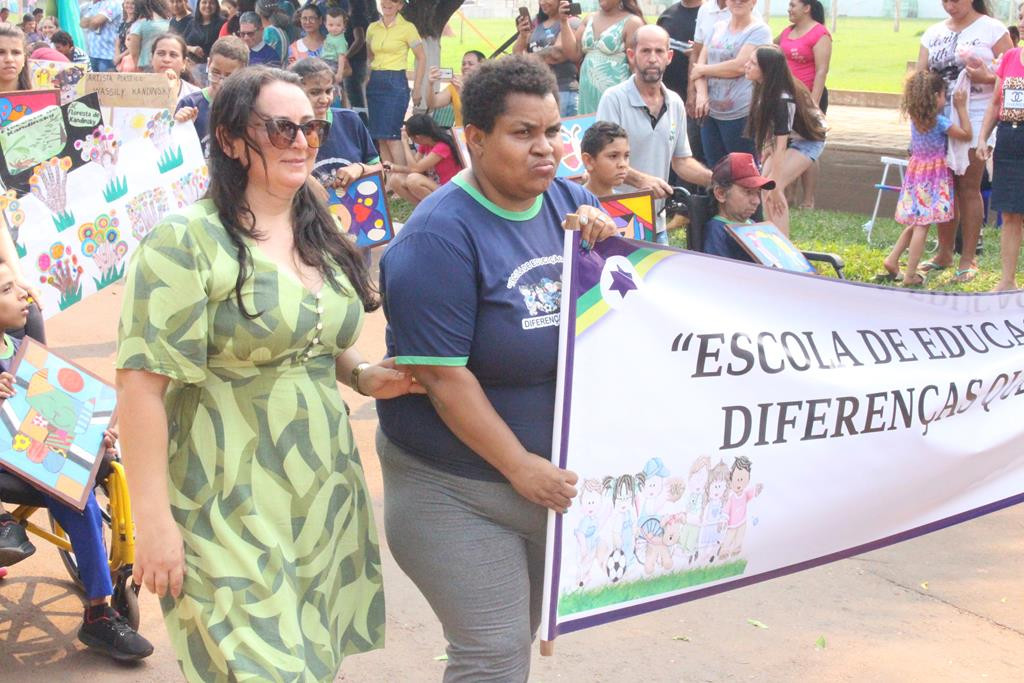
[29,60,89,105]
[0,89,60,128]
[726,221,816,274]
[0,93,102,196]
[0,339,116,511]
[81,72,176,111]
[541,233,1024,643]
[2,117,205,315]
[555,113,596,178]
[600,191,656,241]
[327,171,394,248]
[452,126,469,168]
[450,113,595,178]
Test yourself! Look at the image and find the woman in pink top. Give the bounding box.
[385,113,463,204]
[777,0,831,208]
[976,41,1024,291]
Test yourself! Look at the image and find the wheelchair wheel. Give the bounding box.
[112,567,141,631]
[49,479,113,593]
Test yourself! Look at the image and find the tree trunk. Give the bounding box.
[401,2,463,113]
[420,36,442,114]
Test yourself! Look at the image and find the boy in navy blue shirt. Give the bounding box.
[175,36,250,156]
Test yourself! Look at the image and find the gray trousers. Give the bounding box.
[377,430,546,682]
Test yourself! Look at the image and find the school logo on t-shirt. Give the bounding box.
[507,254,563,330]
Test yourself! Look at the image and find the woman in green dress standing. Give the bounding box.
[558,0,644,115]
[116,66,419,682]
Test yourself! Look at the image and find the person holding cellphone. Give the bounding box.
[514,0,581,116]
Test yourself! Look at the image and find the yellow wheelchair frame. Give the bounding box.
[5,460,140,628]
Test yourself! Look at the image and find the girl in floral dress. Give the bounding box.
[884,71,972,287]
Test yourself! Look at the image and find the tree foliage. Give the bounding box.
[401,0,466,39]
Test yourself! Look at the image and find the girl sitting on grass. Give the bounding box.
[883,71,971,287]
[384,114,462,205]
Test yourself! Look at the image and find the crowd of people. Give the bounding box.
[0,0,1021,681]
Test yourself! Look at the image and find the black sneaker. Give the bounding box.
[78,605,154,661]
[0,512,35,566]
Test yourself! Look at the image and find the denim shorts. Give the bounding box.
[788,136,825,162]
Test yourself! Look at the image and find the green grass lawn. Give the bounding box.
[668,207,1012,292]
[434,16,931,94]
[558,558,747,615]
[389,197,1015,293]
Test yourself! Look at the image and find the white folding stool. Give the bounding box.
[862,156,908,244]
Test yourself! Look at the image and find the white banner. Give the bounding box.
[541,234,1024,641]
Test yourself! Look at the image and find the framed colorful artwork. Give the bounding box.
[600,191,657,241]
[0,89,60,128]
[0,339,116,511]
[725,222,816,274]
[555,113,596,179]
[450,113,596,179]
[28,60,88,105]
[327,171,394,248]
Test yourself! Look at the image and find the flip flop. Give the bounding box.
[953,266,979,284]
[919,260,951,273]
[901,273,926,288]
[872,271,901,283]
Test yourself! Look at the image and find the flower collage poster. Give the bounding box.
[0,93,206,316]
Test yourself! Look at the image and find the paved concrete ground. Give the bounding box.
[2,107,1022,682]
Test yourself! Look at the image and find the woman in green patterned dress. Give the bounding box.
[557,0,645,114]
[115,66,420,682]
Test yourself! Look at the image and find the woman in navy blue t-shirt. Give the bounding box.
[377,55,617,681]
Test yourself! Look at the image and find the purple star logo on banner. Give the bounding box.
[608,266,637,298]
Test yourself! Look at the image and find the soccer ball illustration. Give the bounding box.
[605,549,627,583]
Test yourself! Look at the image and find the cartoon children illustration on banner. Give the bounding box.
[560,454,765,617]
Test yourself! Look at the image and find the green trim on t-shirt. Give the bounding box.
[713,215,755,225]
[394,355,468,366]
[367,156,381,165]
[0,334,14,361]
[326,109,334,124]
[201,88,211,103]
[451,173,543,221]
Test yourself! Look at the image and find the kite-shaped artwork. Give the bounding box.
[600,191,657,242]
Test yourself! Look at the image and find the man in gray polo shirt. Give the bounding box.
[597,24,712,244]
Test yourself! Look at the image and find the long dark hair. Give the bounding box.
[197,0,221,23]
[226,0,254,36]
[134,0,169,20]
[747,45,826,153]
[208,66,377,317]
[404,114,462,169]
[0,25,32,91]
[619,0,645,21]
[793,0,825,25]
[970,0,991,16]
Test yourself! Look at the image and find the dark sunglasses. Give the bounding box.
[252,114,330,149]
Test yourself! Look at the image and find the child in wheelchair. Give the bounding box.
[704,153,776,263]
[0,260,153,661]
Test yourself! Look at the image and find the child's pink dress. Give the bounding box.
[896,115,954,226]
